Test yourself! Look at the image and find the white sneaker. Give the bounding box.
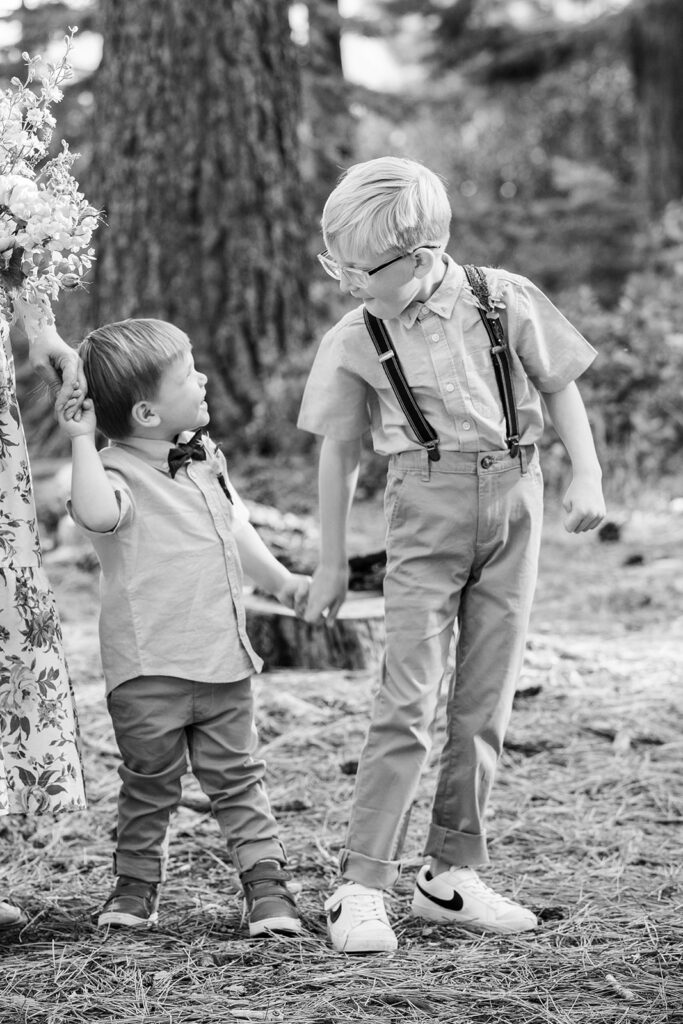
[411,866,537,934]
[0,899,25,930]
[324,882,398,953]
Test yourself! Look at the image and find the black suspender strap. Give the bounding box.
[363,307,441,461]
[363,265,521,462]
[463,265,520,458]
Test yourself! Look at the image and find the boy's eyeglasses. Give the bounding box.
[317,245,439,288]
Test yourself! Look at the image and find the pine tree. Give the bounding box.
[92,0,311,437]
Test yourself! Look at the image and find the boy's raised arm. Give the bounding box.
[56,399,120,533]
[304,435,362,624]
[542,381,606,534]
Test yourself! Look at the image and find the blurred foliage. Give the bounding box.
[2,0,682,494]
[556,225,683,485]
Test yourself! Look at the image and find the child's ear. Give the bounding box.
[131,399,161,428]
[413,247,438,279]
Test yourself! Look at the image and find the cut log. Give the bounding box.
[245,591,385,670]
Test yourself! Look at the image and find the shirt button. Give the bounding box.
[418,307,428,319]
[446,383,455,393]
[462,420,472,430]
[430,333,440,342]
[481,455,494,469]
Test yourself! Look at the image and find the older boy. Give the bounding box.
[299,157,605,953]
[58,318,308,935]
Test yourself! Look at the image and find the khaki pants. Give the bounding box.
[341,446,543,889]
[107,675,285,882]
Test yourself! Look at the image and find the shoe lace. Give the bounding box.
[457,872,516,907]
[344,887,387,924]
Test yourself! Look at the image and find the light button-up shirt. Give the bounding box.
[70,434,262,693]
[298,258,597,455]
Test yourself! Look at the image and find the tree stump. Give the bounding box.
[245,591,385,671]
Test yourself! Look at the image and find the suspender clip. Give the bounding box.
[425,440,441,462]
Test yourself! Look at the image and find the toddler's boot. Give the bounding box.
[240,859,302,937]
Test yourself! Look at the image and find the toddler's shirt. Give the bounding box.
[70,433,263,693]
[298,258,597,454]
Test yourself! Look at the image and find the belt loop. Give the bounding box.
[519,445,528,475]
[421,448,431,482]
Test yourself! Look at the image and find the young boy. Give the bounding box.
[298,156,605,953]
[57,318,309,936]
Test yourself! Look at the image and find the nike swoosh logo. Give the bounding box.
[415,879,464,912]
[328,903,343,924]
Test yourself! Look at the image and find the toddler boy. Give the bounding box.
[58,318,308,935]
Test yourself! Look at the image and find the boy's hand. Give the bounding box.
[303,565,349,625]
[56,396,97,440]
[562,475,606,533]
[275,573,311,618]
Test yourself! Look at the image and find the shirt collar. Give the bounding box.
[396,256,465,328]
[112,434,180,472]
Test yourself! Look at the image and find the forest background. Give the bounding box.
[2,5,683,1021]
[2,0,683,509]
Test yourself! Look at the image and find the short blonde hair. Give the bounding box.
[322,157,451,262]
[80,319,191,440]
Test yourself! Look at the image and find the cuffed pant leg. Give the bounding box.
[187,678,285,873]
[341,460,472,889]
[107,676,191,883]
[114,754,186,882]
[426,450,544,866]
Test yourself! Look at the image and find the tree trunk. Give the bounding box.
[244,592,385,671]
[630,0,683,212]
[92,0,311,437]
[302,0,354,203]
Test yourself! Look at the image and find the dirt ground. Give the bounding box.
[1,481,682,1023]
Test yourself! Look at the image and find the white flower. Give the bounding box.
[42,86,63,104]
[0,29,100,304]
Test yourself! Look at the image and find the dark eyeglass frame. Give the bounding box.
[318,244,440,284]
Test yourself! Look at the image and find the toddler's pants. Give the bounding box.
[341,445,543,889]
[107,675,285,883]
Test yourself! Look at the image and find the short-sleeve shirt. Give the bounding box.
[70,433,263,693]
[297,258,597,454]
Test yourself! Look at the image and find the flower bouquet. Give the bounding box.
[0,28,99,321]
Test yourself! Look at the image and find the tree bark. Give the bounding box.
[92,0,311,436]
[630,0,683,212]
[302,0,354,198]
[244,592,385,671]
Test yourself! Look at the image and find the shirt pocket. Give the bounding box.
[461,339,502,420]
[361,347,435,395]
[462,335,529,421]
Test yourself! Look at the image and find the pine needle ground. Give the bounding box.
[1,506,681,1024]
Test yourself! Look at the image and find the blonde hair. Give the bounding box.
[322,157,451,262]
[80,319,191,440]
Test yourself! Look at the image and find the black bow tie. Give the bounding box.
[167,429,233,503]
[167,429,206,478]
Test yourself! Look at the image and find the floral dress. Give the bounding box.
[0,312,86,816]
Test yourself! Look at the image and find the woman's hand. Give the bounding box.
[13,293,87,420]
